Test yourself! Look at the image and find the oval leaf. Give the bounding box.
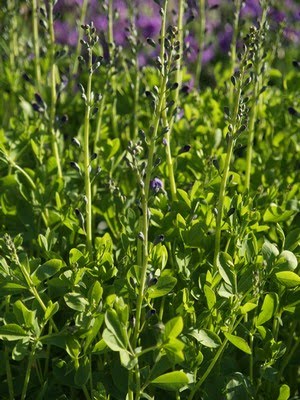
[275,271,300,288]
[32,259,63,283]
[0,324,28,341]
[164,316,183,340]
[256,293,278,326]
[189,329,221,348]
[150,371,189,391]
[224,332,251,354]
[64,292,89,312]
[147,276,177,298]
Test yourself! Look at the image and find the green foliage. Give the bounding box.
[0,1,299,399]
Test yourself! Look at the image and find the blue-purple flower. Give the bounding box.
[150,177,163,194]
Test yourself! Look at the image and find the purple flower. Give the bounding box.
[54,21,78,46]
[219,24,233,53]
[150,177,163,194]
[269,8,286,24]
[136,14,161,38]
[241,0,262,19]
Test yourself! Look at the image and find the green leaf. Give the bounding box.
[32,259,63,283]
[64,292,89,312]
[69,248,86,266]
[224,332,251,354]
[277,384,290,400]
[275,271,300,288]
[240,302,258,315]
[285,228,300,251]
[204,285,216,310]
[276,250,298,271]
[188,329,221,348]
[13,300,36,329]
[256,293,278,326]
[75,356,90,387]
[92,339,107,354]
[164,337,185,363]
[262,241,279,267]
[217,252,236,291]
[0,324,28,341]
[177,189,191,209]
[12,339,30,361]
[88,281,103,308]
[44,301,59,322]
[104,309,128,351]
[103,328,127,352]
[164,316,183,340]
[147,275,177,298]
[84,314,104,352]
[0,282,27,296]
[263,204,295,223]
[150,371,189,391]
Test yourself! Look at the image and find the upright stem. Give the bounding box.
[213,68,244,269]
[133,0,169,352]
[229,0,242,105]
[108,0,117,136]
[245,5,268,190]
[84,48,93,257]
[196,0,205,87]
[72,0,89,76]
[32,0,41,88]
[48,0,63,179]
[21,343,37,400]
[213,135,235,269]
[163,0,186,202]
[8,0,18,73]
[4,296,14,400]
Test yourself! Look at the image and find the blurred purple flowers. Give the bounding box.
[53,0,300,66]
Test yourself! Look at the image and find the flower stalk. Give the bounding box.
[48,0,63,179]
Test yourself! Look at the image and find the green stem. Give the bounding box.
[163,0,186,201]
[94,92,106,152]
[245,5,268,190]
[229,0,242,105]
[196,0,205,87]
[32,0,41,88]
[48,0,63,179]
[4,296,14,400]
[278,322,299,381]
[131,4,169,399]
[188,316,243,400]
[213,135,235,269]
[84,48,93,257]
[108,0,117,136]
[72,0,89,76]
[21,342,37,400]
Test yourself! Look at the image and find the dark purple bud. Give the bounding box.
[153,234,165,246]
[138,232,144,241]
[61,114,68,124]
[150,177,163,194]
[72,137,81,148]
[178,144,191,155]
[212,157,220,171]
[146,37,156,48]
[70,161,81,174]
[22,73,32,83]
[288,107,298,116]
[292,60,300,70]
[34,93,44,106]
[227,207,235,218]
[32,103,42,113]
[75,208,85,229]
[90,153,98,161]
[186,15,195,25]
[146,309,156,318]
